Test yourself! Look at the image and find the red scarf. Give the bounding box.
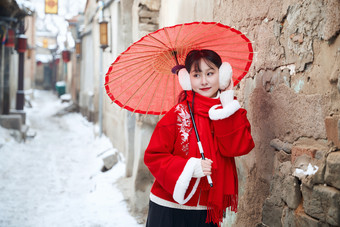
[186,91,238,226]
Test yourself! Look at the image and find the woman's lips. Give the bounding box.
[200,87,211,91]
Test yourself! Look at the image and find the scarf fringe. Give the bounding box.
[206,194,238,227]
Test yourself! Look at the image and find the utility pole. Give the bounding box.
[15,19,27,111]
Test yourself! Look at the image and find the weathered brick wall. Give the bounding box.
[119,0,340,226]
[264,138,340,226]
[213,0,340,226]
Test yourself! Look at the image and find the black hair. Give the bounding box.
[185,49,222,74]
[177,49,222,104]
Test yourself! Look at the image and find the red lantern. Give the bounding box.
[5,29,15,47]
[99,20,109,49]
[37,61,42,66]
[16,34,27,53]
[55,58,60,64]
[62,50,71,63]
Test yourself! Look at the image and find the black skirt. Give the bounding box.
[146,200,218,227]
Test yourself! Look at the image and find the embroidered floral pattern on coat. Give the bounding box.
[175,104,192,155]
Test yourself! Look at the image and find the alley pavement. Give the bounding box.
[0,90,141,227]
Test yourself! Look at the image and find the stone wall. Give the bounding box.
[111,0,340,226]
[262,139,340,226]
[213,0,340,226]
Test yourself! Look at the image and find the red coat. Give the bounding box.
[144,93,254,210]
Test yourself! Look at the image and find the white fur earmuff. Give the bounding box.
[177,62,233,91]
[178,68,192,91]
[218,62,232,90]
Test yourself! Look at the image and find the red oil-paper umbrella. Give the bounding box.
[105,21,253,115]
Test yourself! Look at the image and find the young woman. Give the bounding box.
[144,49,255,227]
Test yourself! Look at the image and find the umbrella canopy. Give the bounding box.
[105,21,253,115]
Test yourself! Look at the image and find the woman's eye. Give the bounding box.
[207,72,214,76]
[193,74,200,78]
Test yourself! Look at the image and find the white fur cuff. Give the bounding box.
[173,158,201,204]
[192,158,204,178]
[220,90,234,107]
[208,100,241,120]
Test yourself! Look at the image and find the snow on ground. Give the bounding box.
[0,90,142,227]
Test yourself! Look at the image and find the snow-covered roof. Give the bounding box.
[35,54,53,63]
[15,0,35,15]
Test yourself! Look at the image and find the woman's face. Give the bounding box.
[189,58,219,98]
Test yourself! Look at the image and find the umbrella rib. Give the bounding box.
[112,54,155,65]
[179,21,205,46]
[163,27,178,66]
[180,22,217,62]
[163,27,174,49]
[107,64,150,90]
[174,24,185,64]
[123,51,175,73]
[218,50,256,54]
[147,33,171,49]
[232,76,241,82]
[107,58,151,74]
[188,32,245,47]
[133,43,165,49]
[202,41,253,48]
[180,22,204,55]
[159,74,170,115]
[180,24,232,47]
[232,65,249,73]
[105,61,151,85]
[132,72,159,113]
[122,71,156,109]
[113,66,152,101]
[145,73,164,115]
[173,73,177,107]
[153,52,174,71]
[220,55,252,62]
[118,52,174,74]
[121,50,162,55]
[174,23,184,50]
[180,22,219,48]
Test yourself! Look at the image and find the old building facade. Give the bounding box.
[78,0,340,226]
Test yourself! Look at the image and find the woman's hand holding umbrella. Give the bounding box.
[201,159,213,176]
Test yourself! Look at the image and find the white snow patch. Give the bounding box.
[280,64,296,75]
[36,54,53,63]
[0,90,142,227]
[294,163,319,177]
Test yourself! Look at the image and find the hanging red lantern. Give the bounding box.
[62,50,71,63]
[16,34,27,53]
[55,58,60,64]
[5,29,15,47]
[37,61,42,66]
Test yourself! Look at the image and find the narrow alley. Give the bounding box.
[0,90,142,227]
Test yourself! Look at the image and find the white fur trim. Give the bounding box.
[208,100,241,120]
[150,193,207,210]
[178,68,192,91]
[192,158,205,178]
[220,90,234,107]
[219,62,232,90]
[173,158,201,204]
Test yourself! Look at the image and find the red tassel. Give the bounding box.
[206,194,238,226]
